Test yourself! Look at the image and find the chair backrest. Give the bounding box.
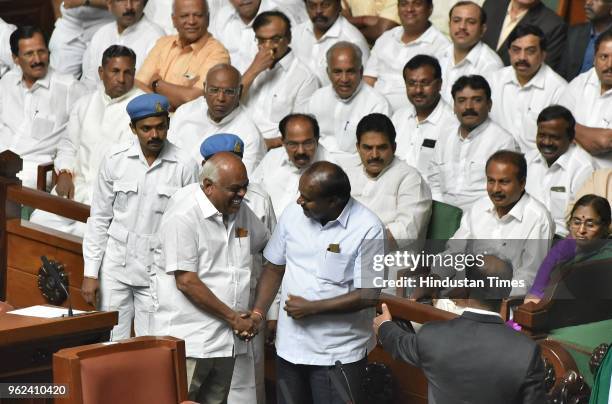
[425,200,463,252]
[53,336,188,404]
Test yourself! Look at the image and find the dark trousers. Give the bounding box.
[276,355,367,404]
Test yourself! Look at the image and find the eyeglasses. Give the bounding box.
[405,79,438,89]
[255,35,285,45]
[284,139,317,150]
[569,217,603,230]
[205,86,239,97]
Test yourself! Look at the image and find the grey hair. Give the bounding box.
[172,0,209,16]
[325,41,363,68]
[199,158,220,183]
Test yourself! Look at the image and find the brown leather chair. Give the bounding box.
[0,301,13,314]
[53,336,189,404]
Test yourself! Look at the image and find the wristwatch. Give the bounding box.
[151,79,160,93]
[83,0,91,6]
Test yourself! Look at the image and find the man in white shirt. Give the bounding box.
[392,54,457,179]
[80,0,165,89]
[490,24,567,152]
[242,11,319,149]
[560,30,612,168]
[433,150,553,295]
[169,64,266,175]
[151,152,269,403]
[291,0,370,85]
[82,94,199,341]
[307,41,390,169]
[348,113,432,251]
[49,1,113,78]
[364,0,450,111]
[250,161,385,404]
[0,26,87,188]
[525,105,595,237]
[252,113,332,217]
[0,18,16,78]
[29,45,142,236]
[438,1,503,103]
[428,75,518,211]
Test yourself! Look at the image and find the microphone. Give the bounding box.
[41,256,73,317]
[330,360,356,404]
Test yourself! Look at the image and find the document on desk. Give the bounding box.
[8,305,89,318]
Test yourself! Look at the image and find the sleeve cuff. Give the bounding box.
[83,261,101,279]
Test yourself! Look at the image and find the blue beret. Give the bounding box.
[126,94,170,122]
[200,133,245,160]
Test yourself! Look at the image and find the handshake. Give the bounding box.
[230,310,265,341]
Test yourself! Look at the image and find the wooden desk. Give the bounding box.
[0,310,117,404]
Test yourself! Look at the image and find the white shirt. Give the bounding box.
[560,68,612,168]
[210,0,302,73]
[151,183,270,358]
[306,83,390,165]
[428,118,519,211]
[0,69,88,187]
[169,99,266,175]
[392,98,457,180]
[83,140,199,286]
[264,198,386,365]
[251,144,333,217]
[439,41,503,104]
[80,15,165,89]
[55,86,142,205]
[244,51,319,138]
[525,144,595,236]
[347,157,432,246]
[0,19,15,78]
[435,193,554,295]
[490,64,567,153]
[291,16,370,86]
[365,25,450,111]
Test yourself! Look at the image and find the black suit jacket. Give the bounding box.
[559,23,592,81]
[378,311,546,404]
[482,0,567,72]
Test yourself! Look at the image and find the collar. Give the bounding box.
[458,118,491,140]
[533,143,574,170]
[507,1,529,21]
[274,49,295,72]
[115,14,146,36]
[206,103,239,126]
[195,184,224,219]
[590,22,612,37]
[486,191,529,222]
[509,63,547,89]
[18,69,51,90]
[99,85,139,106]
[586,67,612,96]
[395,24,437,45]
[359,156,396,179]
[450,41,485,68]
[307,15,343,41]
[461,309,503,322]
[172,32,211,52]
[410,97,447,124]
[334,81,364,103]
[323,197,353,229]
[126,138,178,163]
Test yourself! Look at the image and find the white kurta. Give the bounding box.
[244,51,318,138]
[365,25,450,111]
[525,144,596,236]
[80,15,165,89]
[490,64,567,153]
[169,99,266,175]
[427,119,519,212]
[291,16,370,86]
[0,69,87,187]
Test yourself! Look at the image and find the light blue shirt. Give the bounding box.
[264,198,386,365]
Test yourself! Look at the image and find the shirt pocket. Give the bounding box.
[549,187,568,219]
[113,181,138,212]
[154,185,179,214]
[317,250,353,284]
[468,160,486,190]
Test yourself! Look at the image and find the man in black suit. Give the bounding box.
[373,259,546,404]
[559,0,612,81]
[482,0,566,72]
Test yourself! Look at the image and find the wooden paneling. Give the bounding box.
[0,0,55,40]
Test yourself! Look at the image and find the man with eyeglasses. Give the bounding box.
[291,0,370,85]
[363,0,450,111]
[489,24,567,153]
[252,113,333,217]
[135,0,230,109]
[392,54,456,180]
[306,41,389,169]
[241,10,318,150]
[525,105,595,237]
[0,26,87,188]
[169,63,266,175]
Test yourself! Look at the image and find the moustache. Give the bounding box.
[313,15,328,23]
[603,68,612,74]
[515,60,530,68]
[462,109,478,117]
[492,193,505,199]
[367,158,384,164]
[294,153,310,161]
[123,11,136,17]
[148,139,163,145]
[539,146,557,153]
[30,62,45,69]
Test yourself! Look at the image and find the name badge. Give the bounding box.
[422,139,436,148]
[236,227,248,238]
[327,243,340,253]
[550,186,566,193]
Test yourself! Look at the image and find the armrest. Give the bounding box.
[37,161,56,192]
[499,295,526,321]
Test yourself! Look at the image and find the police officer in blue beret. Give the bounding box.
[81,93,199,341]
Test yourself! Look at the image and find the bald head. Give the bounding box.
[202,152,248,215]
[205,64,241,121]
